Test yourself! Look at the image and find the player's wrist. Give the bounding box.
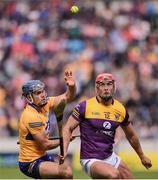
[67,82,76,88]
[139,153,145,159]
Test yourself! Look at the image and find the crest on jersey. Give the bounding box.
[103,121,111,129]
[114,113,120,121]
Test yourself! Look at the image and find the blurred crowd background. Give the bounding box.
[0,0,158,139]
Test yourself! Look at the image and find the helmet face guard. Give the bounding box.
[22,80,45,97]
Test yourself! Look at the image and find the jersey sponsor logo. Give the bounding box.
[95,121,114,137]
[96,129,114,137]
[29,122,44,128]
[103,121,111,129]
[92,112,100,115]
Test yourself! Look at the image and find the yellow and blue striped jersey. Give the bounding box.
[19,97,55,162]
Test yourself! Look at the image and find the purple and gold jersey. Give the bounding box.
[19,97,55,162]
[72,97,130,160]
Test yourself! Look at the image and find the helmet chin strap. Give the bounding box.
[28,99,48,112]
[26,94,48,108]
[38,97,49,107]
[26,94,34,104]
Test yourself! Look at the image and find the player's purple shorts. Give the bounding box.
[19,154,54,178]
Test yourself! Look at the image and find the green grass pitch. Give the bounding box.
[0,167,157,179]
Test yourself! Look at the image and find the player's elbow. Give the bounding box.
[39,141,53,151]
[39,143,48,151]
[44,139,60,150]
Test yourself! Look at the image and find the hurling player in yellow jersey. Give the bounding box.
[63,73,152,179]
[18,70,76,179]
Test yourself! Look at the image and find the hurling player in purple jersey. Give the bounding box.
[63,73,152,179]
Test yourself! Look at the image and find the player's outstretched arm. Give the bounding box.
[64,70,76,102]
[121,123,152,169]
[63,115,79,157]
[53,70,76,117]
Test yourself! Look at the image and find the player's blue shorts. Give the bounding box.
[19,154,55,179]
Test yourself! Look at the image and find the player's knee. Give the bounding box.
[63,167,73,179]
[108,169,119,179]
[121,168,133,179]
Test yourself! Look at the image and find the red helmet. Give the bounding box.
[95,73,116,97]
[95,73,115,84]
